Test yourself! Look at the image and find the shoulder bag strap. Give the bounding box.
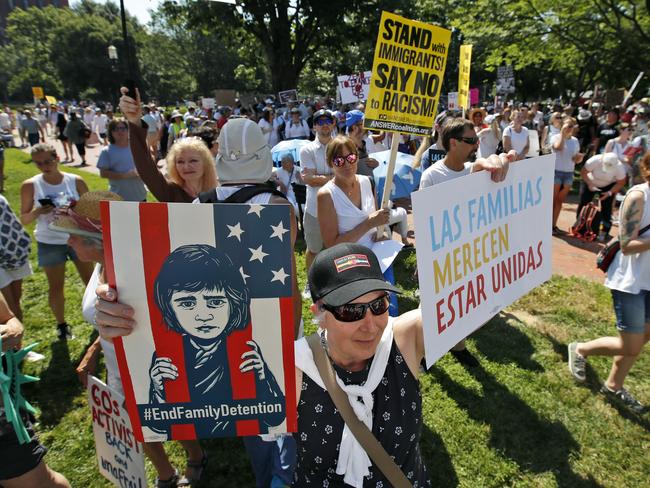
[305,333,412,488]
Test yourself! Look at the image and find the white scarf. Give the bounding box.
[294,321,394,488]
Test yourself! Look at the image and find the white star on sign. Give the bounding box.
[247,204,265,217]
[239,266,250,283]
[401,170,414,184]
[227,222,244,241]
[249,245,268,263]
[270,221,289,241]
[271,267,289,285]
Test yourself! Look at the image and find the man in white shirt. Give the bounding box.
[93,108,109,145]
[420,117,512,366]
[299,110,335,297]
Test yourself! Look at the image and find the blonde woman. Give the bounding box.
[477,114,502,158]
[542,112,564,154]
[120,88,217,203]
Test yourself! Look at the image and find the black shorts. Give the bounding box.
[57,134,68,141]
[0,413,47,481]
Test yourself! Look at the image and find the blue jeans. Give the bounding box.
[243,435,296,487]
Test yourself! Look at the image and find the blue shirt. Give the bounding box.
[97,144,147,201]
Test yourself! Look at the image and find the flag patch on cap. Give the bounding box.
[334,254,370,273]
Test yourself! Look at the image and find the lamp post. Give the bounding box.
[108,45,119,111]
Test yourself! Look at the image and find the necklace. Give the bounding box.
[335,178,356,197]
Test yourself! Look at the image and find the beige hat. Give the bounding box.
[216,117,272,184]
[600,152,619,174]
[50,191,123,238]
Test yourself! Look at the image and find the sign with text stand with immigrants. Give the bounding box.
[364,11,451,237]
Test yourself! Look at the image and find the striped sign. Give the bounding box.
[101,201,296,442]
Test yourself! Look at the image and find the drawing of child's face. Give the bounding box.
[170,287,231,340]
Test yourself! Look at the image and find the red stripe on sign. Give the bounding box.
[139,203,195,439]
[279,296,297,433]
[227,321,260,435]
[101,201,143,441]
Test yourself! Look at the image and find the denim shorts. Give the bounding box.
[611,289,650,334]
[37,242,79,267]
[554,170,574,186]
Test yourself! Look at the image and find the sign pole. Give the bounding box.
[622,71,645,107]
[376,132,400,239]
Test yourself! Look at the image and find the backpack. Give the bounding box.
[570,202,599,241]
[198,183,286,204]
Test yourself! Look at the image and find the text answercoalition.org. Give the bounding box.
[142,402,283,422]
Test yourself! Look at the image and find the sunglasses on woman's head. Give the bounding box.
[332,153,358,167]
[322,294,389,322]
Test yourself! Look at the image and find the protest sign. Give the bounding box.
[45,95,57,105]
[101,202,297,442]
[364,11,451,136]
[412,156,554,366]
[457,44,472,111]
[470,88,479,106]
[278,89,298,104]
[447,92,458,111]
[496,65,515,94]
[201,97,216,110]
[215,89,237,107]
[31,86,44,100]
[88,375,146,488]
[337,71,372,104]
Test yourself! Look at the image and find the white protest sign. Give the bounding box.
[447,92,458,111]
[337,71,372,104]
[201,97,216,110]
[413,156,554,366]
[88,375,146,488]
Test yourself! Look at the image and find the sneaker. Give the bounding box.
[301,283,311,300]
[56,323,73,341]
[25,351,46,362]
[567,342,586,382]
[450,348,479,367]
[600,385,646,414]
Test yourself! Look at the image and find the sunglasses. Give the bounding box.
[112,126,128,132]
[455,136,479,145]
[332,153,358,167]
[314,118,334,126]
[32,158,56,166]
[322,294,390,322]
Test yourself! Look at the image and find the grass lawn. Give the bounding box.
[3,147,649,487]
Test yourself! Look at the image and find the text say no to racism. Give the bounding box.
[375,18,447,118]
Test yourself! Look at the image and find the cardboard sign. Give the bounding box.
[31,87,44,99]
[364,11,451,136]
[88,375,146,488]
[412,156,554,366]
[215,90,237,107]
[469,88,479,106]
[101,202,297,442]
[201,98,216,110]
[496,65,515,94]
[278,90,298,104]
[458,45,472,110]
[447,92,458,111]
[337,71,372,104]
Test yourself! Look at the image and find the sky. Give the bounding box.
[71,0,163,26]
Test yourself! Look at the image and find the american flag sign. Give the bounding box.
[101,201,297,442]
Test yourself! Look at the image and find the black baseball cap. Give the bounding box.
[309,243,401,306]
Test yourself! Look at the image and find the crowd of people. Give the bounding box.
[0,84,649,487]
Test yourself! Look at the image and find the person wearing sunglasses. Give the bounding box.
[419,118,514,366]
[96,118,147,202]
[292,242,431,486]
[346,109,379,177]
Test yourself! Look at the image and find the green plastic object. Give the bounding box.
[1,338,40,444]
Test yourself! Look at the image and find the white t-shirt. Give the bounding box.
[503,125,529,156]
[300,138,332,216]
[258,118,273,145]
[142,113,158,134]
[93,114,108,134]
[583,154,627,188]
[419,159,473,189]
[0,112,10,130]
[285,119,310,140]
[477,128,500,158]
[550,134,579,172]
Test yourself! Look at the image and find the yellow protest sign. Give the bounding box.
[458,44,472,111]
[32,86,44,99]
[364,11,451,136]
[45,95,57,105]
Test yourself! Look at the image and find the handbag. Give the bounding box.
[305,333,412,488]
[597,223,650,272]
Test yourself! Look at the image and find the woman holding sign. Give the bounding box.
[568,153,650,413]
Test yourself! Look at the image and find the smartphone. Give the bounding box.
[38,198,54,207]
[123,79,137,100]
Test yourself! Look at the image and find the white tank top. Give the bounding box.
[322,175,375,249]
[32,173,80,245]
[605,183,650,294]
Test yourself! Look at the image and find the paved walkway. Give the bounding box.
[13,131,611,283]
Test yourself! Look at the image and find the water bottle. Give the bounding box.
[598,223,606,242]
